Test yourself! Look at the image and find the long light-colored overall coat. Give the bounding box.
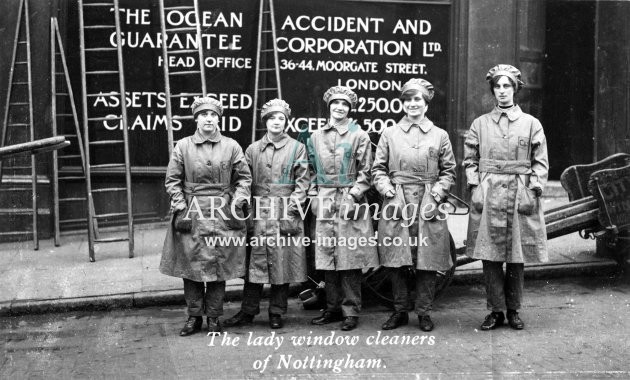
[372,116,456,271]
[160,129,252,282]
[244,133,309,284]
[307,120,379,270]
[463,105,549,263]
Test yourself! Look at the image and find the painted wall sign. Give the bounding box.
[66,0,449,168]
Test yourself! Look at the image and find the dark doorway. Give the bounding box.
[543,1,595,178]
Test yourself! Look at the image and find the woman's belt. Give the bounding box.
[183,181,230,196]
[252,184,295,197]
[390,170,438,185]
[479,158,531,174]
[315,173,356,188]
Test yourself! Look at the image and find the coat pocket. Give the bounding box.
[471,185,484,213]
[279,213,302,235]
[221,195,246,230]
[420,187,440,222]
[381,190,404,220]
[340,194,364,220]
[517,187,537,215]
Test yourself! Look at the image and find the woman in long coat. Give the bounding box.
[161,96,252,336]
[372,78,456,332]
[463,64,549,331]
[307,86,378,331]
[222,99,309,329]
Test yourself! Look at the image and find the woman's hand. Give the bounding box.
[173,209,192,232]
[341,194,359,220]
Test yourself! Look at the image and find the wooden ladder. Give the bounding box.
[0,0,39,250]
[251,0,283,143]
[78,0,134,261]
[50,17,99,247]
[158,0,207,157]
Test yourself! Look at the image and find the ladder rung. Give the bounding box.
[262,10,271,14]
[85,47,117,52]
[60,218,86,224]
[56,113,74,117]
[55,92,69,96]
[260,49,275,52]
[0,187,30,192]
[260,68,275,71]
[92,187,127,193]
[12,81,29,85]
[90,140,123,145]
[64,134,78,138]
[83,3,114,7]
[84,25,115,30]
[94,237,130,243]
[170,70,201,76]
[164,6,193,10]
[170,93,203,98]
[90,163,126,169]
[166,27,196,33]
[0,208,33,215]
[9,102,29,106]
[86,70,119,75]
[261,30,273,34]
[0,231,33,236]
[88,116,122,121]
[58,176,86,180]
[167,49,198,54]
[87,92,120,97]
[173,115,193,120]
[8,123,30,127]
[59,197,87,202]
[15,61,28,65]
[18,41,28,45]
[5,166,33,170]
[59,155,81,159]
[94,212,128,219]
[258,88,278,91]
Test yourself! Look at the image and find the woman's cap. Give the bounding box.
[191,96,223,117]
[261,98,291,120]
[323,86,358,108]
[400,78,434,101]
[486,64,526,89]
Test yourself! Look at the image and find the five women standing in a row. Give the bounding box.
[161,64,548,336]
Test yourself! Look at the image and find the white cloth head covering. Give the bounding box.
[191,96,223,117]
[260,98,291,119]
[486,64,526,90]
[323,86,358,108]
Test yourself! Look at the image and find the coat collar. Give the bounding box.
[191,128,222,144]
[321,118,352,135]
[398,116,434,133]
[490,104,523,123]
[259,132,290,151]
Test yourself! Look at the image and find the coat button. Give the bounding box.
[267,164,272,168]
[503,135,507,139]
[207,161,212,165]
[502,184,507,188]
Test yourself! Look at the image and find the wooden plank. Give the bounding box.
[544,197,598,224]
[546,209,599,240]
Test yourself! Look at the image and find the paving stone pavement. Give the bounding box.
[1,274,629,379]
